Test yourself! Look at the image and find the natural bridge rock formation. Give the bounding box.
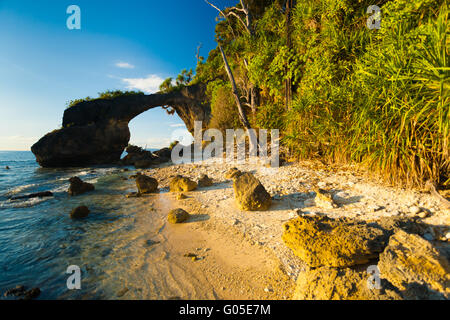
[31,84,210,167]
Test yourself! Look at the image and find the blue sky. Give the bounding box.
[0,0,231,150]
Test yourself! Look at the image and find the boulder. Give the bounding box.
[153,147,172,161]
[282,216,387,268]
[378,230,450,299]
[70,206,90,219]
[10,191,53,201]
[168,208,190,224]
[135,175,158,194]
[232,172,271,211]
[198,174,213,188]
[225,168,242,180]
[292,267,402,300]
[169,176,198,192]
[68,177,95,196]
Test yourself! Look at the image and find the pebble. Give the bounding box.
[423,233,434,241]
[409,206,422,215]
[317,182,327,188]
[264,286,273,293]
[419,211,430,219]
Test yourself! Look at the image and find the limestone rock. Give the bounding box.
[168,208,190,224]
[169,175,198,192]
[225,168,242,180]
[70,206,90,219]
[31,84,211,168]
[282,216,387,268]
[292,267,402,300]
[233,172,271,211]
[378,230,450,299]
[198,174,213,187]
[135,175,158,194]
[314,188,338,209]
[68,177,95,196]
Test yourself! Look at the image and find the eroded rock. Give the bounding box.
[68,177,95,196]
[198,174,213,188]
[292,267,402,300]
[169,175,198,192]
[135,175,158,194]
[225,168,242,180]
[282,216,387,268]
[378,230,450,299]
[233,172,271,211]
[168,208,190,224]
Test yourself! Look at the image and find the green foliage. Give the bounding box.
[66,90,144,108]
[208,80,242,132]
[189,0,449,186]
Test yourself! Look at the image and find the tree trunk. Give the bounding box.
[218,44,251,129]
[285,0,294,110]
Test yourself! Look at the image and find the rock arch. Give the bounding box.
[31,84,211,167]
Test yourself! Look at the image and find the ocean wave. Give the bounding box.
[3,183,38,196]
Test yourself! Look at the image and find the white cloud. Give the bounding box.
[169,123,186,128]
[121,74,164,94]
[115,62,135,69]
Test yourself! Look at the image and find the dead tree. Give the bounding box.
[218,44,251,129]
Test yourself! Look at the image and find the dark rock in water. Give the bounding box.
[70,206,90,219]
[31,84,210,168]
[135,175,158,194]
[5,166,10,170]
[4,286,40,300]
[4,285,26,297]
[22,288,41,300]
[10,191,53,201]
[126,192,141,198]
[121,145,157,168]
[168,208,190,224]
[68,177,95,196]
[198,174,213,188]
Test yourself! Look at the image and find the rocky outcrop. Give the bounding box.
[282,216,387,268]
[135,175,158,194]
[378,230,450,299]
[233,172,272,211]
[225,168,242,180]
[168,208,190,224]
[292,267,402,300]
[169,175,198,192]
[31,84,210,167]
[68,177,95,196]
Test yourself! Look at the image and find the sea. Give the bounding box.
[0,150,180,300]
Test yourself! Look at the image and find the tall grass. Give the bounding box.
[282,0,449,187]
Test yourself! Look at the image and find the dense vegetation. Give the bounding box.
[66,90,144,108]
[185,0,449,187]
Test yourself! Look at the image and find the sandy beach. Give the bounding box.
[116,158,449,300]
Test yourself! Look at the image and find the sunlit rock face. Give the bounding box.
[31,84,210,167]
